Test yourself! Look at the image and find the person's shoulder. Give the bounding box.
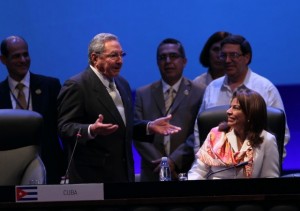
[210,126,220,133]
[66,67,91,83]
[210,75,224,84]
[247,70,280,95]
[205,76,224,91]
[193,72,207,82]
[209,126,224,139]
[31,72,59,82]
[248,70,275,85]
[30,72,61,88]
[261,130,276,139]
[115,75,130,86]
[260,130,278,147]
[193,72,208,86]
[115,75,134,93]
[136,80,160,93]
[189,79,206,92]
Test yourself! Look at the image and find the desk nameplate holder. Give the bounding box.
[15,183,104,203]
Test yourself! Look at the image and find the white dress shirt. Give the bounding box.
[193,68,290,158]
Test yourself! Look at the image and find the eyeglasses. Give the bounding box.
[157,53,183,61]
[219,52,242,61]
[95,51,126,60]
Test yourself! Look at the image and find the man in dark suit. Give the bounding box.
[134,38,205,181]
[0,35,66,184]
[57,33,181,183]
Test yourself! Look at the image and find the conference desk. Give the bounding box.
[0,178,300,210]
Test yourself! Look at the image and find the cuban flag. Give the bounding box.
[15,186,38,202]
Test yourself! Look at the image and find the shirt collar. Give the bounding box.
[161,77,182,94]
[8,71,30,91]
[90,65,111,89]
[222,68,251,91]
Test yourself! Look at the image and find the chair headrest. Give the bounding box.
[0,109,43,150]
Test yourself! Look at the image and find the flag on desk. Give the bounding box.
[15,184,103,202]
[15,186,38,202]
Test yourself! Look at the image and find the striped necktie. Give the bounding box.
[164,86,175,155]
[165,87,175,114]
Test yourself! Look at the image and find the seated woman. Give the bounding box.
[188,88,280,179]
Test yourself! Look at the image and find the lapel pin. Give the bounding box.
[35,89,42,95]
[184,89,189,95]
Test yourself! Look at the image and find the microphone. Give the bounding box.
[206,161,249,179]
[60,128,82,184]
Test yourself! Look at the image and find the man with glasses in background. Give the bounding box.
[134,38,205,181]
[193,34,290,160]
[57,33,181,184]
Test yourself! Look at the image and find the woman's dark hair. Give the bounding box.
[220,34,252,65]
[219,88,267,147]
[199,31,231,67]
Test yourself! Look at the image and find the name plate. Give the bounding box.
[15,183,104,202]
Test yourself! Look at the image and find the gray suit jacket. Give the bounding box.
[134,77,205,181]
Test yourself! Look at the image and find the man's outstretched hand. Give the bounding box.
[148,114,181,135]
[90,114,119,136]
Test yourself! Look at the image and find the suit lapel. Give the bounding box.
[90,70,125,127]
[115,78,131,127]
[0,79,13,108]
[151,81,165,116]
[169,78,191,115]
[30,73,44,113]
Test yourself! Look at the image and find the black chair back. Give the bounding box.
[0,109,46,185]
[0,109,43,150]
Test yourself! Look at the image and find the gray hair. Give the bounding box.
[88,33,118,64]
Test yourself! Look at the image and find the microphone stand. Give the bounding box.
[206,161,249,179]
[60,128,82,184]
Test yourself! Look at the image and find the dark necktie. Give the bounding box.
[15,83,27,109]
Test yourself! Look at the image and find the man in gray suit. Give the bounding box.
[134,38,205,181]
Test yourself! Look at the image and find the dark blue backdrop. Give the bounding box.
[1,0,299,172]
